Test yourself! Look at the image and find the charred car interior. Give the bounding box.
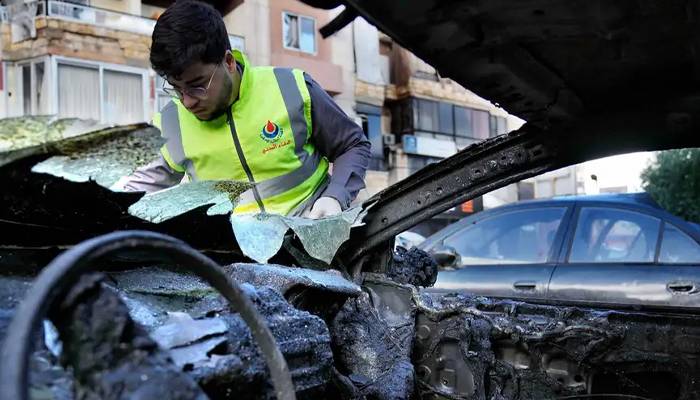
[2,1,700,399]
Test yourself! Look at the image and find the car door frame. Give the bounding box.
[427,201,576,301]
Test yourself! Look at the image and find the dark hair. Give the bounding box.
[150,0,231,79]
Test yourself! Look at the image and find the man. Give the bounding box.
[117,0,370,218]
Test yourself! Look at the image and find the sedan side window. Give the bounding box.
[659,224,700,263]
[442,208,566,265]
[569,208,660,263]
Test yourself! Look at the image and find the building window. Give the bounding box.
[283,12,316,54]
[58,63,100,120]
[413,98,492,143]
[8,59,50,116]
[103,70,144,124]
[454,106,473,138]
[357,103,385,171]
[228,34,245,52]
[21,64,31,115]
[490,115,508,137]
[517,181,535,200]
[155,75,172,112]
[415,98,438,132]
[56,59,146,124]
[472,109,490,140]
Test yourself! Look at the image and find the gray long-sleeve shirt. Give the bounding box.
[119,72,371,210]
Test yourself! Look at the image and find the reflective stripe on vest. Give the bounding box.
[274,68,310,165]
[237,150,321,204]
[160,101,198,180]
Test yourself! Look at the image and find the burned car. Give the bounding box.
[2,0,700,399]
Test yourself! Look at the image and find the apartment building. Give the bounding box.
[350,18,527,232]
[0,0,358,115]
[1,0,157,123]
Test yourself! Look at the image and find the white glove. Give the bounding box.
[307,196,342,219]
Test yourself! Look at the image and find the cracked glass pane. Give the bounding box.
[31,126,164,189]
[128,180,252,223]
[0,116,112,167]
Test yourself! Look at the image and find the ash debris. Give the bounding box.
[34,271,335,400]
[187,284,334,399]
[51,274,207,400]
[330,290,415,400]
[5,260,700,399]
[387,247,437,287]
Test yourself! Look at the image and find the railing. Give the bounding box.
[46,1,155,35]
[4,0,156,36]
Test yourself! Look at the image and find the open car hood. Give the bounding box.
[298,0,700,271]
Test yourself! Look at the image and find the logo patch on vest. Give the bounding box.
[260,120,284,143]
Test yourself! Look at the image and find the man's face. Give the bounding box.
[166,52,239,120]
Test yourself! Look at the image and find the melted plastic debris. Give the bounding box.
[224,263,361,296]
[169,336,227,366]
[152,312,228,349]
[31,126,164,188]
[230,206,364,264]
[127,180,253,223]
[0,116,110,167]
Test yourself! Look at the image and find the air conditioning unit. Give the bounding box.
[382,133,396,146]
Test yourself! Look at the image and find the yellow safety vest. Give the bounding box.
[154,50,329,215]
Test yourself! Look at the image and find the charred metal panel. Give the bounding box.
[316,1,700,125]
[413,293,700,399]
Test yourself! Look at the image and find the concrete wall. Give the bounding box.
[91,0,130,14]
[224,0,271,67]
[529,166,578,198]
[2,18,151,68]
[268,0,342,94]
[328,7,356,118]
[353,17,384,86]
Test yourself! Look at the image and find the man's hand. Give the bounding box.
[307,196,342,219]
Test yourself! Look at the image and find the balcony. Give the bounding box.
[47,1,155,35]
[5,0,156,38]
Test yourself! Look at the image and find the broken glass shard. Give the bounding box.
[286,208,361,264]
[229,207,365,264]
[230,213,290,263]
[128,180,252,223]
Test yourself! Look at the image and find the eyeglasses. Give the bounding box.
[163,64,220,100]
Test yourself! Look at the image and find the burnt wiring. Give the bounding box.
[0,230,296,400]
